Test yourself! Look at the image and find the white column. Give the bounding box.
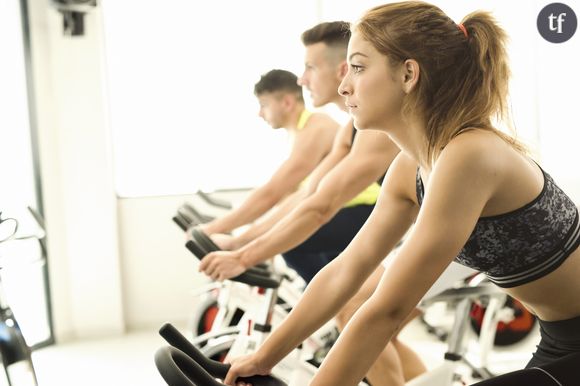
[27,0,125,340]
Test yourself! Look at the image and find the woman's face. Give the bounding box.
[338,31,406,131]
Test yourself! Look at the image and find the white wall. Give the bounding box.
[117,195,202,330]
[534,0,580,202]
[28,0,124,340]
[117,192,242,330]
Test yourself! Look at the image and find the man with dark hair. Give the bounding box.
[253,69,303,103]
[200,69,338,236]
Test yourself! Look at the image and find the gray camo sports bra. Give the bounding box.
[416,165,580,288]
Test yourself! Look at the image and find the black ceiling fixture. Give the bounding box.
[50,0,97,36]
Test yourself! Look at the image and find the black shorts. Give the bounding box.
[281,204,374,283]
[526,314,580,368]
[473,315,580,385]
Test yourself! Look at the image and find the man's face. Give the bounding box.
[257,92,287,129]
[298,42,343,107]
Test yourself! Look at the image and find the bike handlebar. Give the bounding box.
[185,239,281,289]
[156,323,286,386]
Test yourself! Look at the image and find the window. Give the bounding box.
[102,0,318,197]
[0,0,52,347]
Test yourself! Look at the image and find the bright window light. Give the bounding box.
[102,0,319,197]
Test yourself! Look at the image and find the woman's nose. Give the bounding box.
[338,80,351,96]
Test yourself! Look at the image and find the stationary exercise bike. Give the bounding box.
[154,276,506,386]
[173,201,308,346]
[406,274,506,385]
[182,229,346,384]
[166,200,505,385]
[0,209,41,386]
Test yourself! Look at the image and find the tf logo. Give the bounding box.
[537,3,577,43]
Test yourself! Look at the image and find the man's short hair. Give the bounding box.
[254,69,303,102]
[301,21,351,50]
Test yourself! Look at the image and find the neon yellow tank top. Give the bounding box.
[297,109,379,208]
[297,109,312,130]
[297,109,313,187]
[343,182,380,207]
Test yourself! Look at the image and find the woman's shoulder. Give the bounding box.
[436,128,510,181]
[442,128,509,162]
[448,127,504,149]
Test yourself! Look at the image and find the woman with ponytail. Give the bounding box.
[224,2,580,385]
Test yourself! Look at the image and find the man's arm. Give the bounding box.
[231,121,355,246]
[302,119,354,195]
[202,113,338,234]
[232,188,307,248]
[198,130,401,281]
[239,130,400,267]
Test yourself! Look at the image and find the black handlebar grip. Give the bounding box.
[186,229,281,289]
[185,240,281,289]
[188,244,270,278]
[173,215,190,232]
[155,346,220,386]
[157,324,287,386]
[196,191,233,210]
[160,323,228,378]
[191,228,220,252]
[182,203,215,224]
[190,229,272,277]
[177,208,195,225]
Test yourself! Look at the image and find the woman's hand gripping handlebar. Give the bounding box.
[155,323,285,386]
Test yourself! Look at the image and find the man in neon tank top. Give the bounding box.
[199,69,339,237]
[198,22,426,385]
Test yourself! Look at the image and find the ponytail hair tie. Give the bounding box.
[458,23,468,38]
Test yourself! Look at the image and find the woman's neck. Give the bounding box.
[384,116,430,170]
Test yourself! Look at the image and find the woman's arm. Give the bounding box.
[223,152,419,384]
[310,140,501,385]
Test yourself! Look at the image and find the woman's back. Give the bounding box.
[417,129,580,321]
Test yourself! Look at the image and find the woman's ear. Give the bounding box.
[401,59,420,94]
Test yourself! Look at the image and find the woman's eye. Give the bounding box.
[350,64,363,73]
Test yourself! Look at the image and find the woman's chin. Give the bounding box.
[352,118,369,130]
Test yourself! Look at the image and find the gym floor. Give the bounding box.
[31,314,539,386]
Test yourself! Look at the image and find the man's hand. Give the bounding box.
[199,250,247,281]
[209,233,238,250]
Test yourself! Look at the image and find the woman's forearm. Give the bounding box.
[311,300,400,386]
[255,259,365,368]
